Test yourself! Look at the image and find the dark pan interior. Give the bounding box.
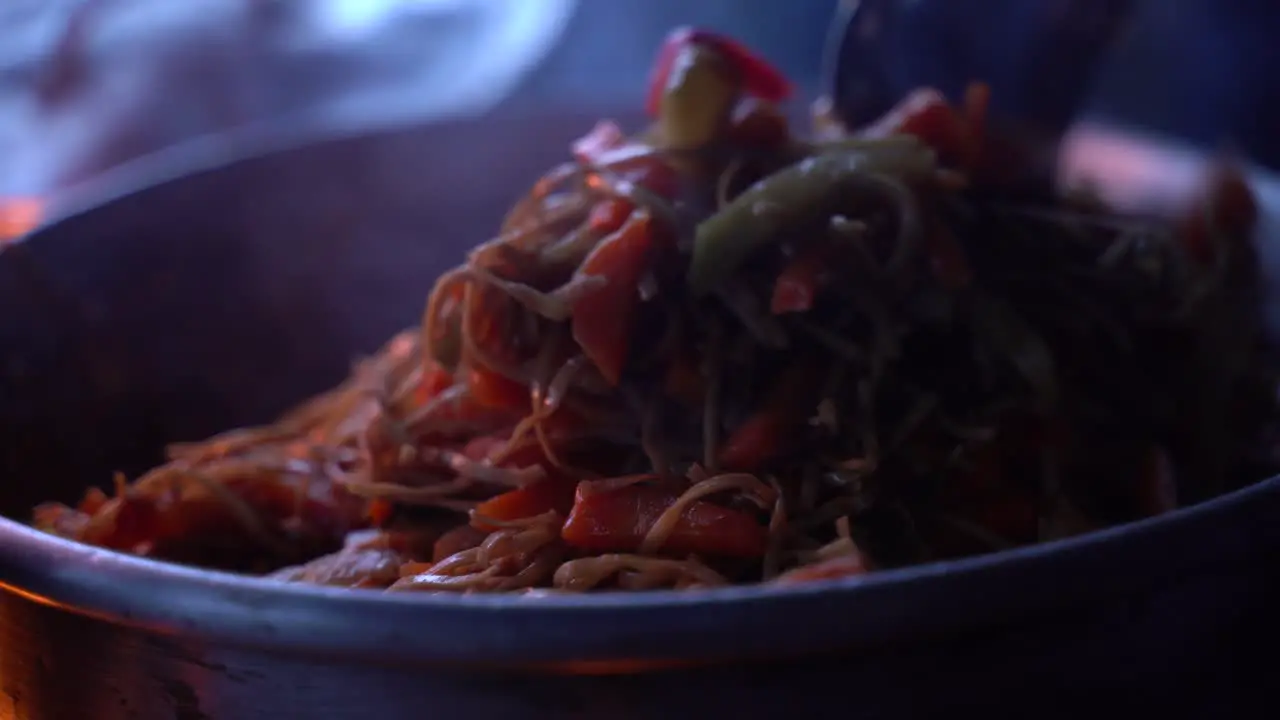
[0,110,634,518]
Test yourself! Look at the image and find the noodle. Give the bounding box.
[761,475,788,580]
[553,555,729,591]
[30,29,1277,593]
[639,473,773,554]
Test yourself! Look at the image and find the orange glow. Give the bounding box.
[0,197,44,242]
[0,579,76,613]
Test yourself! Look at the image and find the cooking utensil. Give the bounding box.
[824,0,1137,185]
[0,108,1277,719]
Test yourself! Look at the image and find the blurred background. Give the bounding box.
[1,0,1279,198]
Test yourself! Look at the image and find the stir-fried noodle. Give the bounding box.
[34,28,1277,592]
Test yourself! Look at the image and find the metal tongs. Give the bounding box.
[824,0,1138,189]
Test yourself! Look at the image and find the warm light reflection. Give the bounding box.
[0,580,79,613]
[0,198,44,242]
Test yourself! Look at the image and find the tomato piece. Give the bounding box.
[646,27,793,117]
[464,283,527,371]
[562,483,767,558]
[571,211,659,385]
[472,478,579,532]
[467,365,529,411]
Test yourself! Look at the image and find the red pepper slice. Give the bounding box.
[571,211,659,385]
[562,483,767,558]
[719,362,820,470]
[775,553,870,585]
[966,493,1038,544]
[770,244,834,315]
[864,88,981,170]
[587,198,635,235]
[410,383,523,440]
[645,27,793,117]
[471,477,579,532]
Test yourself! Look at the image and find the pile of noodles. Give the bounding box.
[33,29,1277,593]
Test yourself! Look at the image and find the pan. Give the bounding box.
[0,109,1278,719]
